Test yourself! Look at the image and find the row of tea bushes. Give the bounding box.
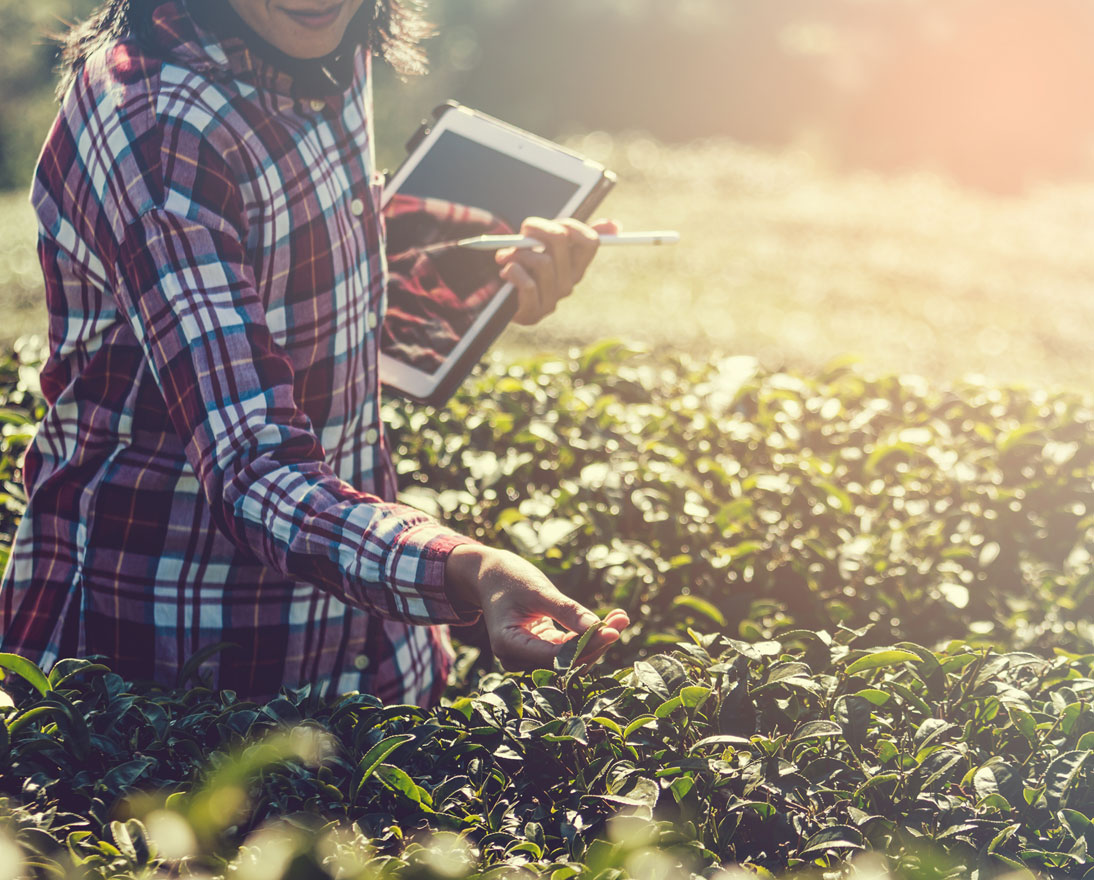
[1,341,1093,878]
[389,343,1094,660]
[2,342,1091,659]
[5,630,1094,878]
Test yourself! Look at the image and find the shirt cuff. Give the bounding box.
[381,521,482,626]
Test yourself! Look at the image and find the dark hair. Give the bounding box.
[56,0,431,98]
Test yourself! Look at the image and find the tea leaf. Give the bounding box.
[555,621,607,673]
[791,720,843,741]
[0,653,50,697]
[354,734,416,799]
[845,649,919,677]
[672,595,726,627]
[1045,751,1090,810]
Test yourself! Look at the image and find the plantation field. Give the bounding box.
[3,341,1094,878]
[5,137,1094,389]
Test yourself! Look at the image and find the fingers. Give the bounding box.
[520,218,573,295]
[544,592,602,634]
[470,546,631,671]
[494,217,609,325]
[499,254,554,325]
[499,621,573,670]
[492,591,626,672]
[558,219,600,287]
[603,608,630,632]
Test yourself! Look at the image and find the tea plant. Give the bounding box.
[0,341,1092,879]
[388,343,1094,660]
[7,632,1094,878]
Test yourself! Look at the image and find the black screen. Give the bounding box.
[396,130,581,230]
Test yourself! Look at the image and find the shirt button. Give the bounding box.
[353,655,370,671]
[349,198,365,217]
[364,427,379,446]
[309,98,325,112]
[367,311,379,331]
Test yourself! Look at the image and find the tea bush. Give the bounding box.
[389,342,1094,659]
[1,341,1094,879]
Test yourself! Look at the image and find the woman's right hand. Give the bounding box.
[445,544,629,670]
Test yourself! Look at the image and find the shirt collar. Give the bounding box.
[148,0,364,101]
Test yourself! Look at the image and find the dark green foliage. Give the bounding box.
[2,342,1094,878]
[10,630,1094,877]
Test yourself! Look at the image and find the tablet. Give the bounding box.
[379,103,616,406]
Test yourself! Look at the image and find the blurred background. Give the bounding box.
[3,0,1094,388]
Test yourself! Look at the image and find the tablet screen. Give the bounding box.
[394,130,582,230]
[381,130,582,374]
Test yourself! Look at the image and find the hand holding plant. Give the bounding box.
[445,544,629,670]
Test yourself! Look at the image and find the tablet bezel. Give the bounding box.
[378,104,612,405]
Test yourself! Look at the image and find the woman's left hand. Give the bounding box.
[495,217,619,325]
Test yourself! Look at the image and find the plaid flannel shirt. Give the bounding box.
[0,1,480,705]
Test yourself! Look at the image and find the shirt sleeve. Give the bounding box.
[104,109,480,627]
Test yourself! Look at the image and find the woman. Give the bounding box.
[0,0,628,705]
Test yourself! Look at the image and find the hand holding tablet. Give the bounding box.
[379,102,674,406]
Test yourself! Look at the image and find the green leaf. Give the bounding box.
[680,686,712,710]
[175,641,237,689]
[1046,751,1090,810]
[374,763,434,811]
[1007,705,1037,743]
[988,822,1020,854]
[100,758,156,793]
[508,841,543,860]
[631,661,669,699]
[798,825,865,858]
[690,734,751,751]
[1061,702,1084,736]
[0,653,51,697]
[973,759,1025,809]
[555,621,606,673]
[672,595,726,627]
[530,669,555,688]
[836,695,874,748]
[623,715,657,739]
[845,649,919,677]
[655,697,683,718]
[791,720,843,741]
[895,642,946,700]
[559,716,588,745]
[591,716,623,736]
[354,734,416,799]
[855,773,899,795]
[670,774,695,802]
[854,689,891,707]
[603,776,659,810]
[47,660,111,690]
[888,680,932,716]
[1059,808,1093,843]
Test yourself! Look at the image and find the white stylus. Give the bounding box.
[454,231,680,251]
